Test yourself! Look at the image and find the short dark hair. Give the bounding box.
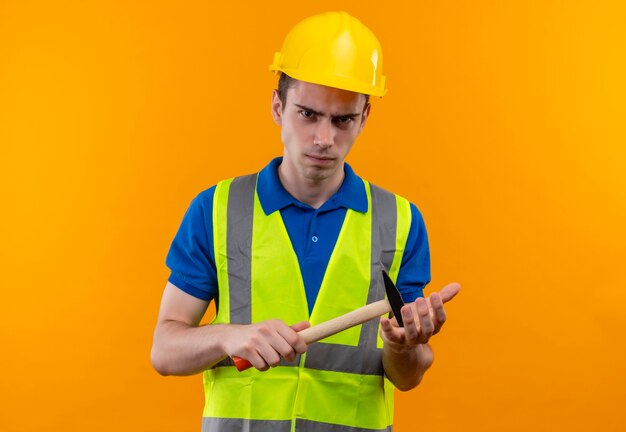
[277,73,370,108]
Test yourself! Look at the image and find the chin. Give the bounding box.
[302,166,337,182]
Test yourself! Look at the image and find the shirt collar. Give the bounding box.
[257,157,368,215]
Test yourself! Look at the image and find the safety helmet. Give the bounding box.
[270,11,387,97]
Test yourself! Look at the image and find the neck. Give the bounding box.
[278,161,345,209]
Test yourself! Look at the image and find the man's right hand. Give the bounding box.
[222,320,310,371]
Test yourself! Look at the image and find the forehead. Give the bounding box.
[287,80,367,113]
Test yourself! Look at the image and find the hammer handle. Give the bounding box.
[299,298,391,344]
[233,299,391,371]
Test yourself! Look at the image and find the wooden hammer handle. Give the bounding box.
[298,299,390,344]
[233,299,391,371]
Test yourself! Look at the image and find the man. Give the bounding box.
[151,11,460,431]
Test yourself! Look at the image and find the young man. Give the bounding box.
[152,11,460,431]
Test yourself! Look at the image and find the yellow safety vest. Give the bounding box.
[202,173,412,432]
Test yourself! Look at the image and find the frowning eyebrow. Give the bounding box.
[293,104,361,118]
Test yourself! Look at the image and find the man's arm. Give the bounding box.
[150,282,309,376]
[380,283,460,391]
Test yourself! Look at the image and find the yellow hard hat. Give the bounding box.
[270,11,387,97]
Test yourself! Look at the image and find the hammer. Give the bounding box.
[233,270,405,371]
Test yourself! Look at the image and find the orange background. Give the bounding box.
[1,1,625,431]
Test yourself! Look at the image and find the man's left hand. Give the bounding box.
[379,282,460,390]
[380,282,460,352]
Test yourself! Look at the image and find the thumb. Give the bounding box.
[439,282,461,303]
[291,320,310,332]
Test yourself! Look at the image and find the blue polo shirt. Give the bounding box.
[167,158,431,314]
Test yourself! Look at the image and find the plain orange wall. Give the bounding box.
[1,1,625,431]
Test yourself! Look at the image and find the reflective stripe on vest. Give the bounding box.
[202,417,291,432]
[296,419,394,432]
[204,173,411,431]
[202,417,393,432]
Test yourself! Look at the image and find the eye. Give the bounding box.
[299,110,315,119]
[333,116,354,127]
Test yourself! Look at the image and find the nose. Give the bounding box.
[313,118,334,149]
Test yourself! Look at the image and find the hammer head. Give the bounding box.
[382,270,405,327]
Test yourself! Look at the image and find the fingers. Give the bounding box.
[262,321,304,365]
[235,342,273,372]
[415,298,434,342]
[382,281,459,350]
[231,320,309,371]
[380,316,404,343]
[381,300,433,351]
[276,321,309,359]
[395,304,416,345]
[427,282,458,334]
[397,299,434,345]
[429,292,446,334]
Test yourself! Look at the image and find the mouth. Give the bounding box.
[306,154,334,162]
[305,154,335,166]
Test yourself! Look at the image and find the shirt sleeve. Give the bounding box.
[396,203,431,303]
[165,187,218,302]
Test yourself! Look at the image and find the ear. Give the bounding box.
[358,102,371,133]
[271,89,283,126]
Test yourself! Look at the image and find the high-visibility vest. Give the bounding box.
[202,173,412,432]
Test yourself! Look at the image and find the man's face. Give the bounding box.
[271,80,370,184]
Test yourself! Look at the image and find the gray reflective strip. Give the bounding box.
[360,183,397,366]
[304,343,383,375]
[369,183,398,272]
[226,174,257,324]
[202,417,291,432]
[203,417,391,431]
[296,418,392,432]
[305,183,397,376]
